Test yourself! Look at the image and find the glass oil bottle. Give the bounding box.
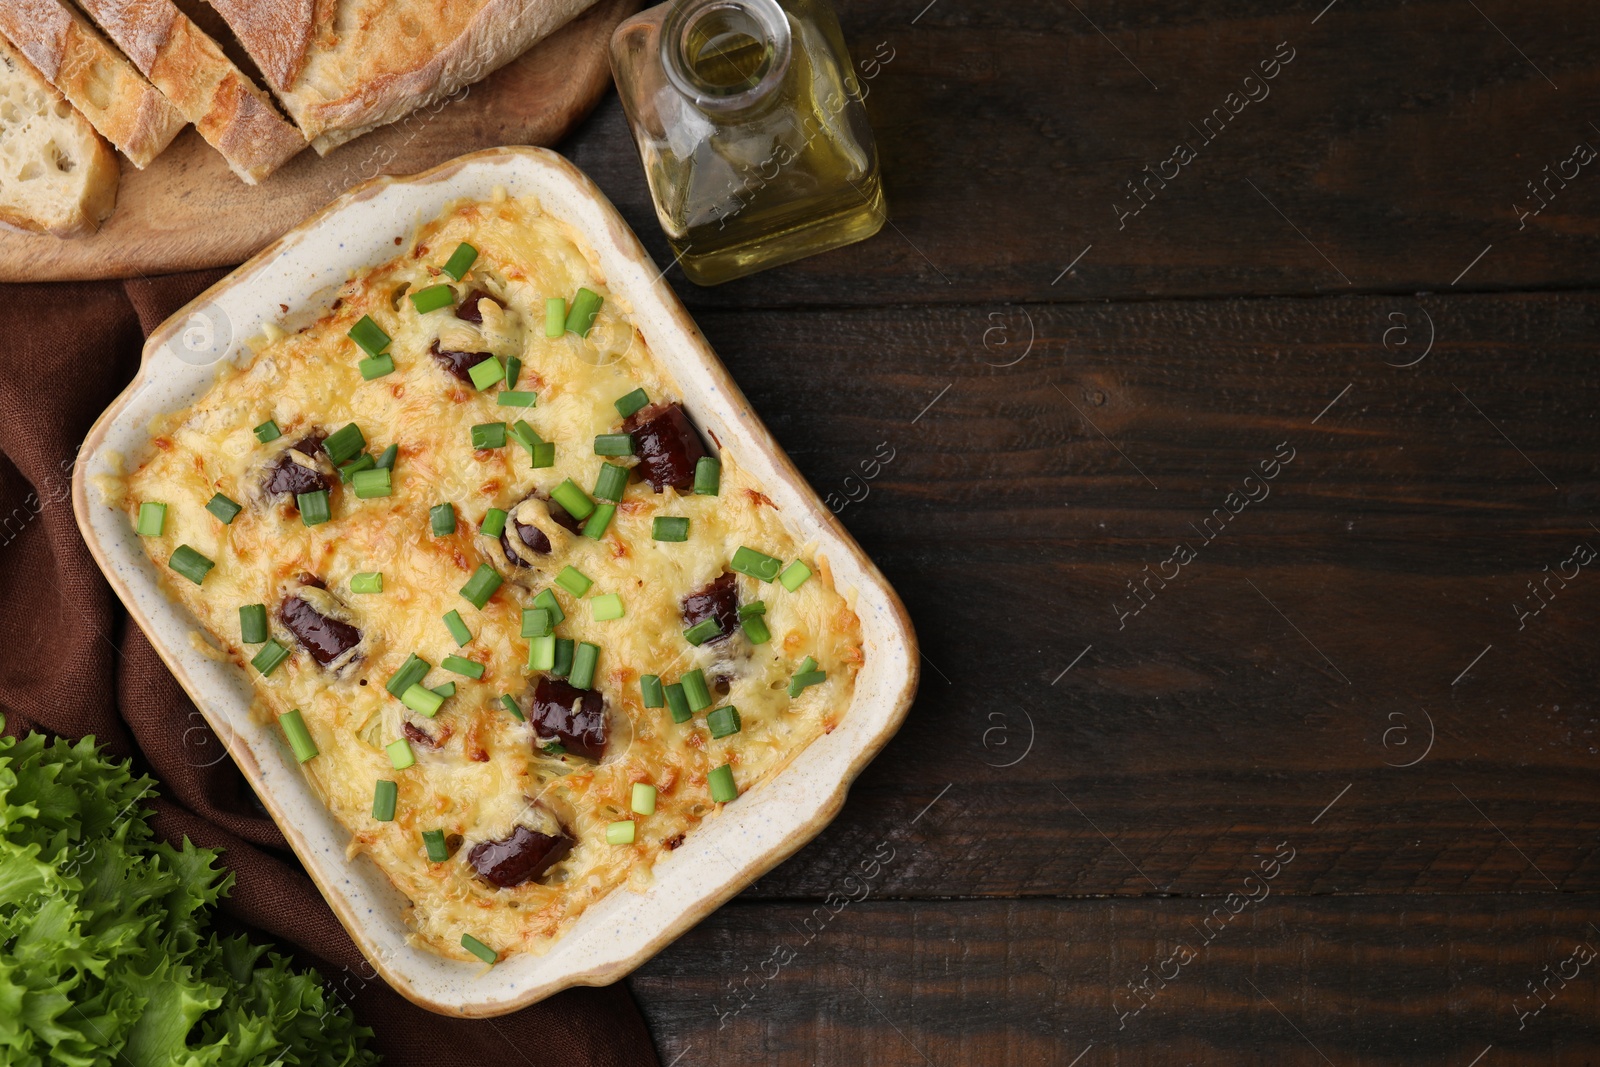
[610,0,885,285]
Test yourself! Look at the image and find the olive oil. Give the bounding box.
[611,0,884,285]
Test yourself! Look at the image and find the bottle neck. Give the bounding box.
[661,0,792,113]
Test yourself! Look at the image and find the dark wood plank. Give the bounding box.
[656,289,1600,897]
[566,0,1600,308]
[630,897,1600,1065]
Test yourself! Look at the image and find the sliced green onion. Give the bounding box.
[708,764,738,804]
[550,637,574,678]
[254,419,282,444]
[443,609,472,646]
[593,433,634,457]
[789,668,826,698]
[569,642,599,689]
[554,565,592,597]
[386,737,415,770]
[606,820,636,845]
[471,422,506,450]
[508,419,540,451]
[530,441,556,468]
[543,742,568,758]
[652,516,689,542]
[591,593,624,621]
[499,693,526,721]
[631,783,657,815]
[565,288,603,337]
[348,315,390,356]
[505,356,521,390]
[582,503,615,539]
[359,354,395,380]
[730,546,782,581]
[401,683,445,718]
[297,490,331,526]
[386,654,431,698]
[550,479,594,521]
[795,655,817,674]
[375,444,399,470]
[741,614,771,644]
[467,357,505,390]
[521,607,552,638]
[544,297,566,338]
[169,545,214,585]
[614,388,649,418]
[526,634,555,671]
[443,242,478,281]
[350,571,383,594]
[279,709,318,762]
[239,604,268,643]
[533,588,566,626]
[459,564,503,609]
[706,705,742,739]
[372,779,397,821]
[442,654,485,680]
[422,829,449,862]
[641,674,664,708]
[479,507,508,538]
[325,425,370,466]
[136,501,167,536]
[431,681,456,699]
[694,456,720,496]
[739,601,766,617]
[460,933,497,964]
[410,283,455,314]
[664,683,690,723]
[430,503,456,536]
[339,454,375,483]
[779,560,813,591]
[251,639,289,676]
[683,618,721,646]
[681,669,711,712]
[351,467,391,498]
[593,462,628,502]
[498,390,537,408]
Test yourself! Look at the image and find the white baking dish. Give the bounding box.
[71,146,917,1017]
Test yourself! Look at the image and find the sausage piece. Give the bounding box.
[429,339,494,382]
[280,586,362,665]
[499,493,584,567]
[681,571,739,645]
[454,289,502,326]
[467,825,574,888]
[530,676,607,759]
[262,434,334,498]
[622,403,707,492]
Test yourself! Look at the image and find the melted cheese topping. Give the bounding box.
[124,196,862,960]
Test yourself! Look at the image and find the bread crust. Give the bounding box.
[207,0,597,150]
[0,0,184,168]
[76,0,306,183]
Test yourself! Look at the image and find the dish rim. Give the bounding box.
[70,145,918,1016]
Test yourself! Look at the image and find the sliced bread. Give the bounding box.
[0,34,118,237]
[74,0,306,184]
[205,0,596,153]
[0,0,185,168]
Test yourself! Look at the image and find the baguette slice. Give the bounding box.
[0,34,118,236]
[0,0,184,167]
[74,0,306,183]
[205,0,596,153]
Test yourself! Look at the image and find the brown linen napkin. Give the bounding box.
[0,270,660,1067]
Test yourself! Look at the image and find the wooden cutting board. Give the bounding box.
[0,0,639,282]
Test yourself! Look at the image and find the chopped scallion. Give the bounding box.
[430,503,456,536]
[422,829,449,862]
[730,545,783,581]
[550,479,594,521]
[459,564,503,609]
[480,507,507,537]
[239,604,267,644]
[372,779,397,821]
[544,297,565,338]
[591,593,624,621]
[442,654,485,680]
[359,354,395,380]
[350,571,383,594]
[565,288,603,337]
[789,667,826,697]
[664,682,690,723]
[582,503,615,539]
[681,669,711,712]
[499,693,526,721]
[593,433,634,457]
[169,545,214,585]
[741,614,771,644]
[533,588,566,626]
[550,637,574,678]
[683,618,721,646]
[779,560,813,591]
[641,674,664,708]
[631,783,657,815]
[136,501,166,536]
[614,388,649,418]
[651,516,689,542]
[606,820,636,845]
[279,709,318,762]
[593,463,628,502]
[386,654,431,698]
[251,639,289,676]
[386,738,415,770]
[347,315,390,357]
[569,641,599,689]
[530,441,555,468]
[443,242,478,281]
[526,634,555,671]
[409,283,455,314]
[254,419,282,444]
[508,419,540,451]
[467,356,504,390]
[521,607,551,638]
[401,683,445,717]
[443,609,472,646]
[505,356,521,389]
[460,933,497,964]
[471,422,507,450]
[706,705,742,739]
[708,764,738,803]
[297,489,331,526]
[739,601,766,617]
[431,681,456,698]
[351,467,391,498]
[554,565,592,597]
[375,444,399,470]
[497,390,537,407]
[694,456,720,496]
[339,454,375,483]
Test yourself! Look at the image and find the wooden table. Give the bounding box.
[556,1,1600,1061]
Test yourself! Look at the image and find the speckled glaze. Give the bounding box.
[71,147,918,1018]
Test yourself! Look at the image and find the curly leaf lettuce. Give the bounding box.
[0,731,381,1067]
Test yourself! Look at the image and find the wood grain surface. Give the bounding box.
[547,0,1600,1061]
[0,0,639,281]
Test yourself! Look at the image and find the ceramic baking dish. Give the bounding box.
[71,146,917,1017]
